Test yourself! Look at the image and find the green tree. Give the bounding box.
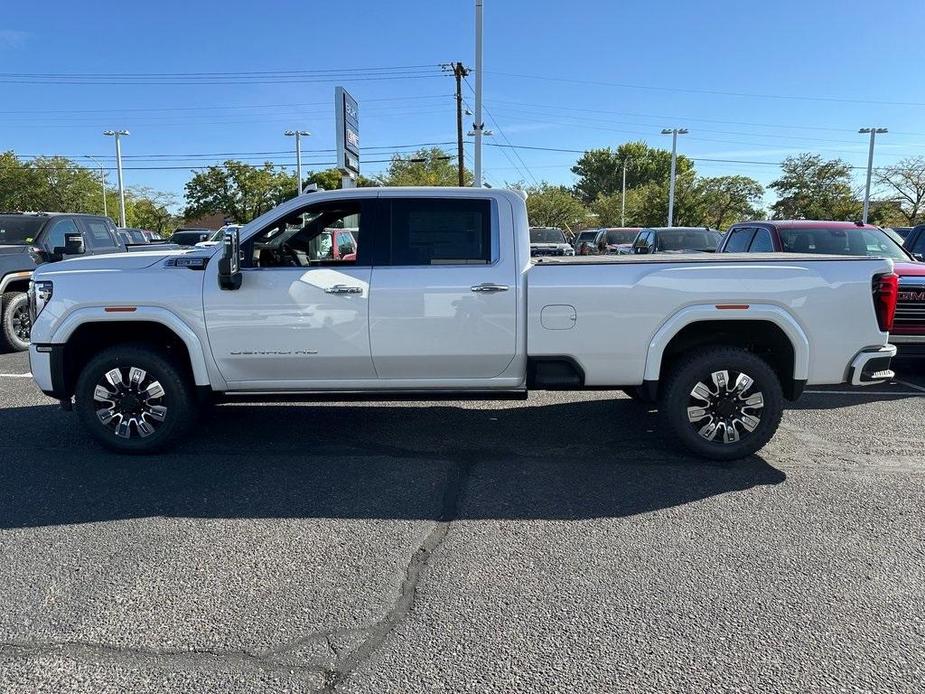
[303,168,375,191]
[769,154,861,220]
[184,161,297,223]
[377,147,471,186]
[695,175,765,228]
[571,142,694,204]
[124,187,178,233]
[522,183,587,232]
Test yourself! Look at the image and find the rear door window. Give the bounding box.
[723,227,756,252]
[83,218,121,252]
[387,198,492,266]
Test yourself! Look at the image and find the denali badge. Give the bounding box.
[230,350,318,356]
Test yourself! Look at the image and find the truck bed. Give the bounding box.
[534,252,888,265]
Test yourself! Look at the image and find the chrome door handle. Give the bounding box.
[325,284,363,294]
[470,283,510,293]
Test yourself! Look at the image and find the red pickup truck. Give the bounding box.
[717,220,924,356]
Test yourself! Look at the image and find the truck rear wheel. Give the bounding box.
[74,344,196,454]
[660,346,783,461]
[1,292,31,352]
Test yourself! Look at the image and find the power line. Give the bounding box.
[0,93,453,116]
[486,70,925,108]
[0,64,439,78]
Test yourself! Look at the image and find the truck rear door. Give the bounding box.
[368,195,517,380]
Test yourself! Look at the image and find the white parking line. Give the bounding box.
[0,373,32,378]
[804,389,921,396]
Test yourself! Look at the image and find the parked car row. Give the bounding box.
[566,226,723,257]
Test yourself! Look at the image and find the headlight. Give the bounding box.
[29,280,53,321]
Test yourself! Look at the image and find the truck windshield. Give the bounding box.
[780,228,909,260]
[530,228,565,243]
[0,216,45,245]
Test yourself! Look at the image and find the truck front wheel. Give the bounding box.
[74,344,196,453]
[1,292,31,352]
[660,347,784,461]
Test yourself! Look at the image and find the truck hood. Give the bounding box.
[0,244,32,257]
[895,261,925,277]
[34,248,210,276]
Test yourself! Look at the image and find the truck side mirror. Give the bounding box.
[218,228,242,290]
[914,252,924,262]
[52,232,85,260]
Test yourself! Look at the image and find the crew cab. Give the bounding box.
[28,188,898,460]
[0,212,126,351]
[718,220,924,356]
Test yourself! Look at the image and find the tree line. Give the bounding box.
[2,144,924,234]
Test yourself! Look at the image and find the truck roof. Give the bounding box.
[744,220,879,230]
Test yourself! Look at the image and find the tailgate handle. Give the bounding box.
[470,283,509,293]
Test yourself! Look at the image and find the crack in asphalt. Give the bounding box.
[0,455,477,693]
[0,639,328,683]
[320,455,475,693]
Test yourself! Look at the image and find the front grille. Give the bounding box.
[895,281,925,329]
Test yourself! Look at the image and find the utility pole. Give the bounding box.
[441,62,471,186]
[103,130,129,227]
[85,155,107,218]
[473,0,484,187]
[859,127,887,224]
[661,128,688,227]
[285,130,311,194]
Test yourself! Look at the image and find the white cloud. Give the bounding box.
[0,30,29,49]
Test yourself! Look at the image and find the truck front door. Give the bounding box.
[203,197,377,386]
[368,195,518,380]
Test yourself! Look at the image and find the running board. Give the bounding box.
[216,389,529,403]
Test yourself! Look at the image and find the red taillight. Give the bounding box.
[873,272,898,332]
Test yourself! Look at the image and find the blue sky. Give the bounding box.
[3,0,925,209]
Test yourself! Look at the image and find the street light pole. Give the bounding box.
[621,158,630,227]
[473,0,484,187]
[103,130,129,227]
[285,130,311,194]
[661,128,688,227]
[859,127,887,224]
[85,155,107,218]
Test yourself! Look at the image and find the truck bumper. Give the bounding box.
[889,335,925,358]
[848,344,897,386]
[29,343,69,400]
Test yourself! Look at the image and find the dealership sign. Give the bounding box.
[335,86,360,177]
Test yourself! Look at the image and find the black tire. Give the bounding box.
[74,343,196,453]
[1,291,31,352]
[660,346,784,461]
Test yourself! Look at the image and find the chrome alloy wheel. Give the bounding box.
[686,370,765,444]
[93,367,167,438]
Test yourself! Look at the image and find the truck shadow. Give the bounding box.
[0,398,785,529]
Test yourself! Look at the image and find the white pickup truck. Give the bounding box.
[27,187,899,460]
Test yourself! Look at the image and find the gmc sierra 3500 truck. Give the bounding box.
[27,187,899,460]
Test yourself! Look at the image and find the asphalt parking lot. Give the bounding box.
[0,350,923,693]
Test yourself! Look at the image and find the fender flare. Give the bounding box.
[0,271,33,294]
[643,303,810,382]
[51,306,211,386]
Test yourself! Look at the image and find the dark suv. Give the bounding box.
[0,212,126,351]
